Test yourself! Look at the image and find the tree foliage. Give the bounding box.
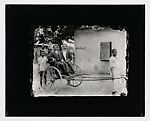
[34,25,102,45]
[34,25,80,44]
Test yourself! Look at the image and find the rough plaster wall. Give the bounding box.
[74,29,126,75]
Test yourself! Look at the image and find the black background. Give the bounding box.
[6,5,145,116]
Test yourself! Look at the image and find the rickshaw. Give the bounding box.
[42,62,84,94]
[42,60,128,95]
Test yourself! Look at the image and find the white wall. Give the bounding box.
[74,28,127,75]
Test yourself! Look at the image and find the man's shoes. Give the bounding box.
[112,91,116,95]
[120,93,126,96]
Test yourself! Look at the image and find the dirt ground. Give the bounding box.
[32,63,115,97]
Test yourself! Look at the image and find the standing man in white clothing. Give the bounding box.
[38,50,48,89]
[109,49,127,96]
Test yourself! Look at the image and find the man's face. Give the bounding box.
[53,45,59,51]
[48,49,53,53]
[62,44,67,50]
[113,49,117,57]
[41,51,45,56]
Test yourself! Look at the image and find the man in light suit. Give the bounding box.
[61,43,75,74]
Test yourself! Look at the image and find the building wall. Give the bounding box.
[74,28,127,75]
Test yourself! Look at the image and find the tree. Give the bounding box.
[34,25,102,45]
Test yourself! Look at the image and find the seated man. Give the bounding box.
[61,43,75,74]
[48,44,70,76]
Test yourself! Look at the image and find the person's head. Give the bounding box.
[68,46,74,53]
[41,50,45,57]
[48,48,53,54]
[53,44,59,51]
[112,49,117,57]
[62,43,67,50]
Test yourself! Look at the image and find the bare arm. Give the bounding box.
[110,67,115,79]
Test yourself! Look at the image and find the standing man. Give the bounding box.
[38,50,48,90]
[109,49,127,96]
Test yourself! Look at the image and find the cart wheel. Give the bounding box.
[68,78,82,87]
[68,64,83,87]
[42,66,62,94]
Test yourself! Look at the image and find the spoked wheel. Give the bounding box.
[42,66,62,94]
[68,64,83,87]
[68,78,82,87]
